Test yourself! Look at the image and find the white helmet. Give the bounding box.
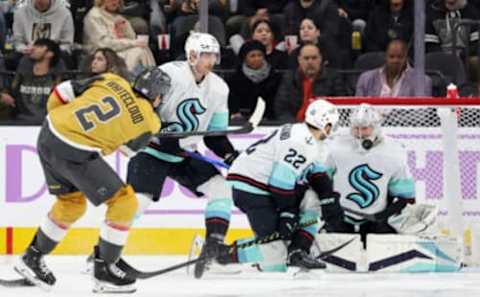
[350,103,383,150]
[184,31,221,65]
[350,103,382,128]
[304,98,339,136]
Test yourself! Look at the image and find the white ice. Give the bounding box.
[1,255,480,297]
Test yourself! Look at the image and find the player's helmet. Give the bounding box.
[350,103,383,150]
[184,31,221,65]
[350,103,382,128]
[132,67,171,103]
[304,98,339,136]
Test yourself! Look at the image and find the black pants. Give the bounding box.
[127,151,221,201]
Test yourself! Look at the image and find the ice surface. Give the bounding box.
[1,255,479,297]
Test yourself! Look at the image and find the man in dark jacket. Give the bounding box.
[274,43,347,123]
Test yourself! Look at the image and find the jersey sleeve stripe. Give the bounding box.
[226,174,270,191]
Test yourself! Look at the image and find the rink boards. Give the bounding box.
[0,126,480,255]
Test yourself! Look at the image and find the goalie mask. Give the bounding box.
[184,32,221,66]
[132,67,171,104]
[350,103,383,150]
[305,98,339,139]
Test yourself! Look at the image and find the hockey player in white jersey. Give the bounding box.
[126,32,239,278]
[320,103,416,244]
[213,99,339,272]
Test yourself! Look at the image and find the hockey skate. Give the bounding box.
[92,247,136,294]
[14,245,56,291]
[193,237,231,279]
[287,249,326,270]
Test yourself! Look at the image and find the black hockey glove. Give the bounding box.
[278,211,298,240]
[224,150,240,166]
[71,75,105,96]
[319,192,345,230]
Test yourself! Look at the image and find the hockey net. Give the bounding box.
[326,96,480,266]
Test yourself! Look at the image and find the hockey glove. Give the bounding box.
[223,150,240,166]
[71,75,105,96]
[278,211,298,240]
[319,192,345,230]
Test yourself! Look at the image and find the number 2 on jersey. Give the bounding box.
[75,96,121,131]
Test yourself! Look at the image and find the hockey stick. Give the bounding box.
[0,278,34,287]
[123,231,287,279]
[314,237,356,260]
[342,206,377,222]
[122,219,319,279]
[182,151,230,169]
[157,97,266,138]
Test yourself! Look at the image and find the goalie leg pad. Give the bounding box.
[313,233,363,272]
[366,234,463,272]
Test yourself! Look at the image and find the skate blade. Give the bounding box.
[14,262,53,292]
[186,234,204,276]
[93,279,136,294]
[82,260,93,275]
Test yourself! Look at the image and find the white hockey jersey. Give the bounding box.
[325,132,415,221]
[227,123,321,203]
[145,61,229,161]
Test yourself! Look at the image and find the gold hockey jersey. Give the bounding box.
[47,73,161,156]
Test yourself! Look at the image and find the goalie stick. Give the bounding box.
[157,97,266,138]
[342,206,377,222]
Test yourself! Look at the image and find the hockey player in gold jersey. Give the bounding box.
[14,68,170,294]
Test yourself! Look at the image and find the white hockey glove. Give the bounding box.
[387,204,438,235]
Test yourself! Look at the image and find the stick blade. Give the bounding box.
[248,97,266,128]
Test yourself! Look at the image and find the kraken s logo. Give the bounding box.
[163,98,206,132]
[346,164,383,208]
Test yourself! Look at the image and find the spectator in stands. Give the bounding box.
[0,38,63,124]
[169,0,227,59]
[284,0,344,45]
[83,47,129,78]
[275,43,347,123]
[425,0,480,55]
[10,0,74,70]
[250,19,288,70]
[333,0,374,33]
[355,39,432,96]
[284,0,353,69]
[225,0,288,39]
[83,0,156,71]
[287,17,343,70]
[227,40,281,121]
[364,0,413,52]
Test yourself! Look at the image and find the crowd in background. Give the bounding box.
[0,0,479,125]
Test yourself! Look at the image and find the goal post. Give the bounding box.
[324,96,480,266]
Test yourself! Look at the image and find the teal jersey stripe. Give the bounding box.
[144,147,184,163]
[208,112,229,131]
[268,162,297,191]
[388,178,415,198]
